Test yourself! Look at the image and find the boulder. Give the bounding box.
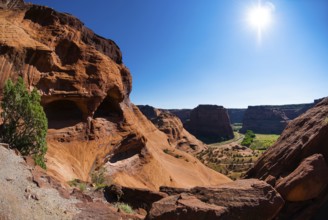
[104,184,167,211]
[147,179,284,220]
[275,154,328,202]
[184,105,234,144]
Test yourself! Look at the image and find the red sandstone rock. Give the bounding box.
[147,179,284,220]
[104,184,167,211]
[275,154,328,202]
[0,3,231,190]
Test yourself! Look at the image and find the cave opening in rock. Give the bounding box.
[94,96,123,122]
[44,100,83,129]
[55,39,81,65]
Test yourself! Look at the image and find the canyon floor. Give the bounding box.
[198,130,280,180]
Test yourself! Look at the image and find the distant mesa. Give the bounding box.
[240,102,316,134]
[184,105,234,144]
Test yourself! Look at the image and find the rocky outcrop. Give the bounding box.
[0,0,24,9]
[104,184,167,211]
[184,105,234,144]
[241,102,315,134]
[147,179,284,220]
[246,97,328,219]
[227,108,246,124]
[138,105,207,153]
[0,3,231,190]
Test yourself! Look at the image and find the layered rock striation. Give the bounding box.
[138,105,206,153]
[246,97,328,219]
[184,105,234,144]
[0,2,231,190]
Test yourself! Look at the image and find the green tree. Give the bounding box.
[0,77,48,168]
[241,130,256,147]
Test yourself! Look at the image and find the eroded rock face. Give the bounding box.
[138,105,207,153]
[0,0,24,9]
[147,179,284,220]
[241,103,315,134]
[184,105,234,144]
[0,3,231,190]
[246,97,328,219]
[275,154,328,202]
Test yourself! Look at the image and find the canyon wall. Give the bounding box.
[184,105,234,144]
[241,102,316,134]
[0,3,231,190]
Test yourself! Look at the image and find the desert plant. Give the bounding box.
[114,202,134,214]
[0,77,48,168]
[91,167,112,189]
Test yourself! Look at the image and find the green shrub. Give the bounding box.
[68,179,87,191]
[0,77,48,168]
[114,202,134,214]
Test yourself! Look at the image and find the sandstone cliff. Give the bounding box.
[240,106,289,134]
[184,105,234,144]
[246,97,328,219]
[0,3,231,190]
[241,102,315,134]
[138,105,206,154]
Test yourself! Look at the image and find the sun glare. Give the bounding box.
[248,6,272,29]
[247,1,275,44]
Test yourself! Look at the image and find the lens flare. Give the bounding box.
[247,1,275,44]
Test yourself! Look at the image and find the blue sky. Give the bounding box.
[29,0,328,108]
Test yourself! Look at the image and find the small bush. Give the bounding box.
[68,179,87,191]
[114,202,134,214]
[91,167,112,189]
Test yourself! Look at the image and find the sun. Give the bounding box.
[248,6,272,29]
[247,2,275,43]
